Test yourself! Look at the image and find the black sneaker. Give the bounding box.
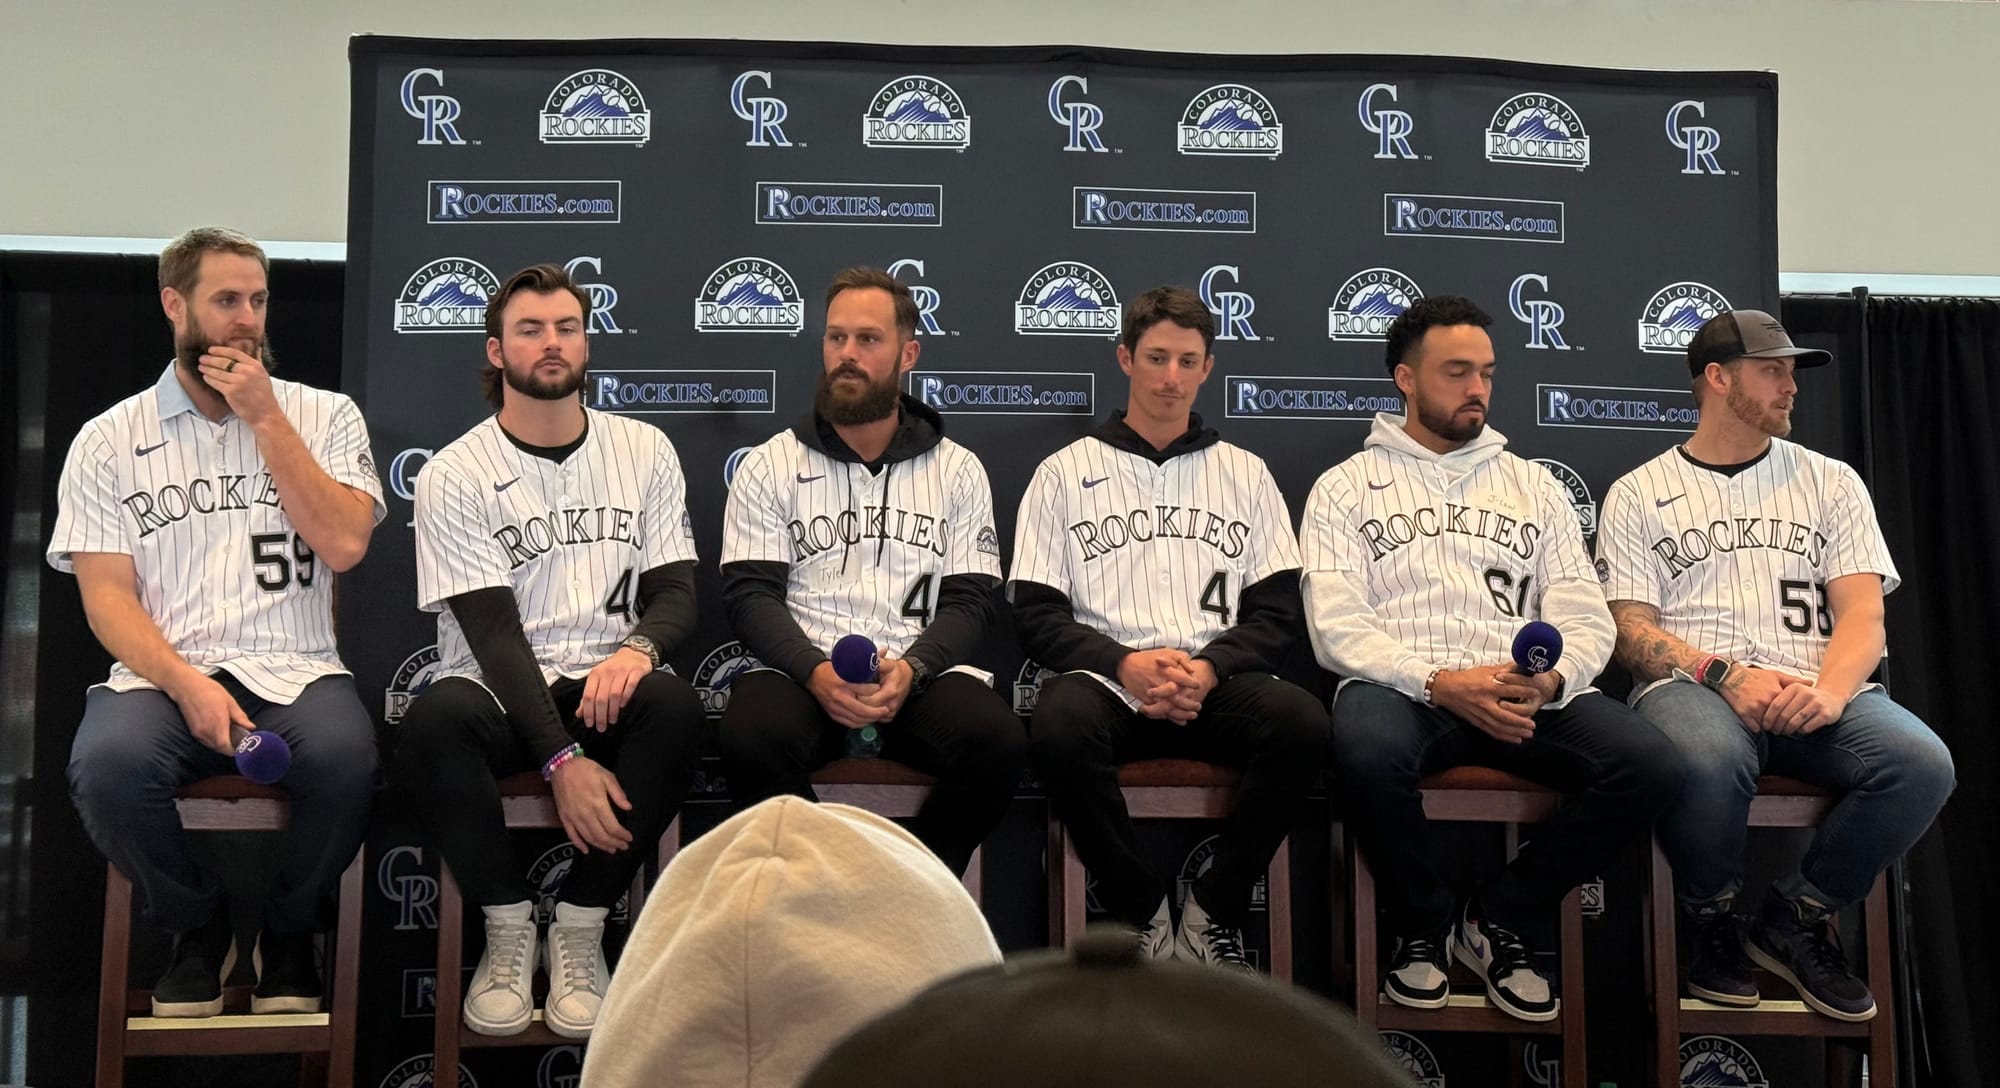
[152,910,237,1018]
[1747,893,1876,1022]
[251,930,324,1014]
[1384,930,1450,1009]
[1686,910,1759,1008]
[1451,898,1558,1023]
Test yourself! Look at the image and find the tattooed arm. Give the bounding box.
[1608,600,1704,684]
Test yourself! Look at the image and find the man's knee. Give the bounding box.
[1241,677,1332,760]
[629,672,708,731]
[391,677,494,769]
[1329,682,1425,780]
[1027,674,1114,770]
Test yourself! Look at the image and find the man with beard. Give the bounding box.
[1299,295,1681,1021]
[51,227,384,1017]
[1601,310,1953,1022]
[394,263,706,1039]
[718,267,1024,878]
[1012,286,1329,973]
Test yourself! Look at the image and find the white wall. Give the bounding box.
[4,0,1995,273]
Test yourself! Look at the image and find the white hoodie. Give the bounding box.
[1299,414,1612,706]
[581,797,1003,1088]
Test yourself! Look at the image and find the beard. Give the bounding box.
[1727,384,1791,437]
[1414,392,1486,443]
[174,325,271,393]
[816,363,900,426]
[503,354,587,402]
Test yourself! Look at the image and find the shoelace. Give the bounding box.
[552,925,605,989]
[482,923,534,987]
[1695,915,1752,971]
[1480,920,1536,974]
[1395,935,1446,970]
[1203,926,1251,965]
[1799,920,1854,978]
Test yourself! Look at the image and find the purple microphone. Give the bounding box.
[231,726,292,785]
[831,634,881,684]
[1511,621,1564,676]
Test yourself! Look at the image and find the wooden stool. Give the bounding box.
[807,758,985,901]
[432,772,680,1076]
[1349,767,1587,1088]
[1647,775,1896,1087]
[1048,758,1294,981]
[96,778,365,1088]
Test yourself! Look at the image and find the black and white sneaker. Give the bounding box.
[152,910,237,1018]
[1133,897,1174,961]
[1747,893,1876,1022]
[1384,930,1450,1009]
[1451,899,1558,1022]
[1686,910,1759,1008]
[1173,892,1258,975]
[250,929,324,1014]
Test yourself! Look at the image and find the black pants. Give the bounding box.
[717,669,1026,877]
[391,672,706,908]
[1029,672,1330,929]
[1332,680,1685,938]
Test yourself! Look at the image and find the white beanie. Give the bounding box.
[581,796,1002,1088]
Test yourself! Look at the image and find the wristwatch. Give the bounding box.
[905,656,934,697]
[621,635,663,670]
[1694,654,1734,691]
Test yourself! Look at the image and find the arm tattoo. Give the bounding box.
[1609,600,1703,683]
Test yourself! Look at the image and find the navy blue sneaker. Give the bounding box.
[1747,893,1876,1022]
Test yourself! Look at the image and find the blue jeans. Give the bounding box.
[1635,681,1955,912]
[67,673,378,932]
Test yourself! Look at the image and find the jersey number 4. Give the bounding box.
[604,568,636,619]
[251,532,316,592]
[902,574,937,624]
[1200,571,1231,625]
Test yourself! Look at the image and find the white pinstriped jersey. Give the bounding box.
[1598,439,1899,699]
[1299,417,1611,706]
[720,428,1000,677]
[415,409,697,685]
[1008,432,1300,702]
[46,363,387,703]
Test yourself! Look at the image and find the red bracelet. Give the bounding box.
[542,742,584,781]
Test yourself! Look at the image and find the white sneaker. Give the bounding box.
[543,902,610,1039]
[1172,892,1257,975]
[464,901,536,1036]
[1133,897,1175,961]
[1384,931,1451,1009]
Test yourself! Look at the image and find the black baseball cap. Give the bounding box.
[800,928,1412,1088]
[1686,309,1832,375]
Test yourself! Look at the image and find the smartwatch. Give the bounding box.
[905,656,934,698]
[1695,654,1734,691]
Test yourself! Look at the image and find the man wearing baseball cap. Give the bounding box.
[1596,309,1955,1022]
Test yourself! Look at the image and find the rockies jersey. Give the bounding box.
[1008,427,1300,701]
[1598,439,1898,699]
[1299,416,1610,706]
[46,363,386,703]
[415,409,697,685]
[720,426,1000,671]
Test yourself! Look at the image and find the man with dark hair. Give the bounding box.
[717,267,1024,877]
[1301,295,1681,1021]
[392,263,707,1039]
[1602,310,1953,1021]
[1012,285,1329,972]
[53,226,384,1017]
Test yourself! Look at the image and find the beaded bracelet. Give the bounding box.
[542,742,585,781]
[1422,668,1444,707]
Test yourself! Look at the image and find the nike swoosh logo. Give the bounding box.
[1656,494,1686,508]
[796,473,825,484]
[1082,476,1108,489]
[494,477,521,493]
[1368,480,1392,490]
[135,441,168,456]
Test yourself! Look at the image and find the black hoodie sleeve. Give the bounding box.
[627,560,698,653]
[904,573,998,676]
[721,560,827,686]
[1194,569,1304,680]
[1010,580,1134,679]
[444,588,573,765]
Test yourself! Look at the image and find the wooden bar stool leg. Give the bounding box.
[96,865,133,1088]
[1864,871,1897,1088]
[1267,837,1292,982]
[1559,886,1586,1088]
[327,847,365,1088]
[433,862,466,1084]
[1351,845,1379,1031]
[1061,826,1087,948]
[1046,814,1067,948]
[1649,836,1681,1088]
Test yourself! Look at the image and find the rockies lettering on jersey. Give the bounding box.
[1598,439,1897,692]
[1299,416,1610,704]
[415,409,697,685]
[1009,421,1300,702]
[721,421,1000,667]
[46,363,387,703]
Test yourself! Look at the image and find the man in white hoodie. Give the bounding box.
[1300,295,1682,1022]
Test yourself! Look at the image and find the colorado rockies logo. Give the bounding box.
[1328,268,1423,342]
[1178,83,1283,157]
[1179,834,1267,914]
[1531,459,1597,541]
[375,844,439,931]
[694,257,804,335]
[1013,659,1058,715]
[527,845,629,925]
[863,75,971,150]
[377,1053,476,1088]
[1380,1032,1445,1087]
[1679,1035,1768,1087]
[694,640,763,717]
[1639,282,1732,355]
[1486,92,1590,169]
[539,69,650,146]
[538,1046,584,1088]
[393,257,498,334]
[385,645,440,723]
